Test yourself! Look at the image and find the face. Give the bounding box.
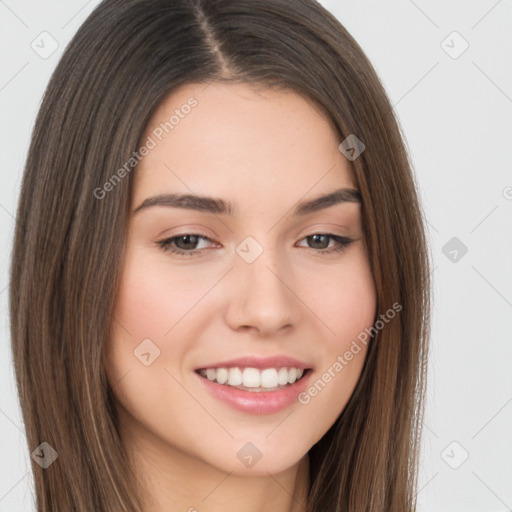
[105,82,377,477]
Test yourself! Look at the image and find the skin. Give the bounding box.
[105,82,377,512]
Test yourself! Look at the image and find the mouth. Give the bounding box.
[195,366,311,393]
[193,355,314,414]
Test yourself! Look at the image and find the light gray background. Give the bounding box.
[1,1,511,510]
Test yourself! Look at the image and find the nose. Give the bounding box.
[224,243,301,337]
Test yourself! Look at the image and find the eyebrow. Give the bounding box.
[133,187,361,216]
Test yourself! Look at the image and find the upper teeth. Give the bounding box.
[199,367,305,388]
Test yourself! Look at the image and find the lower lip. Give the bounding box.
[195,370,313,415]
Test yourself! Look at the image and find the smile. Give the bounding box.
[196,366,306,391]
[195,365,313,415]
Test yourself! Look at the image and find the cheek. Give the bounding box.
[293,250,375,418]
[112,249,210,340]
[293,255,376,442]
[104,250,202,428]
[105,249,207,394]
[302,248,377,348]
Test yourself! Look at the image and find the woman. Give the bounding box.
[9,0,431,510]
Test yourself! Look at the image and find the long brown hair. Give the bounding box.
[9,0,431,510]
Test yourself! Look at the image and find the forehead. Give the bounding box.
[132,82,356,205]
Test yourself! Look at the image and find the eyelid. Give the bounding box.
[296,222,353,236]
[154,224,219,240]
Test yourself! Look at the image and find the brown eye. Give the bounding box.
[173,234,201,251]
[158,234,214,255]
[306,234,330,250]
[298,234,354,255]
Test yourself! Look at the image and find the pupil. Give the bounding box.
[177,235,198,250]
[309,234,328,249]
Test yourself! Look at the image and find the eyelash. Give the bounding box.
[157,233,354,257]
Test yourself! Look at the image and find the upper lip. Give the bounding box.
[195,355,311,371]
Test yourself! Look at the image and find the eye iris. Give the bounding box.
[308,234,329,249]
[175,235,199,250]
